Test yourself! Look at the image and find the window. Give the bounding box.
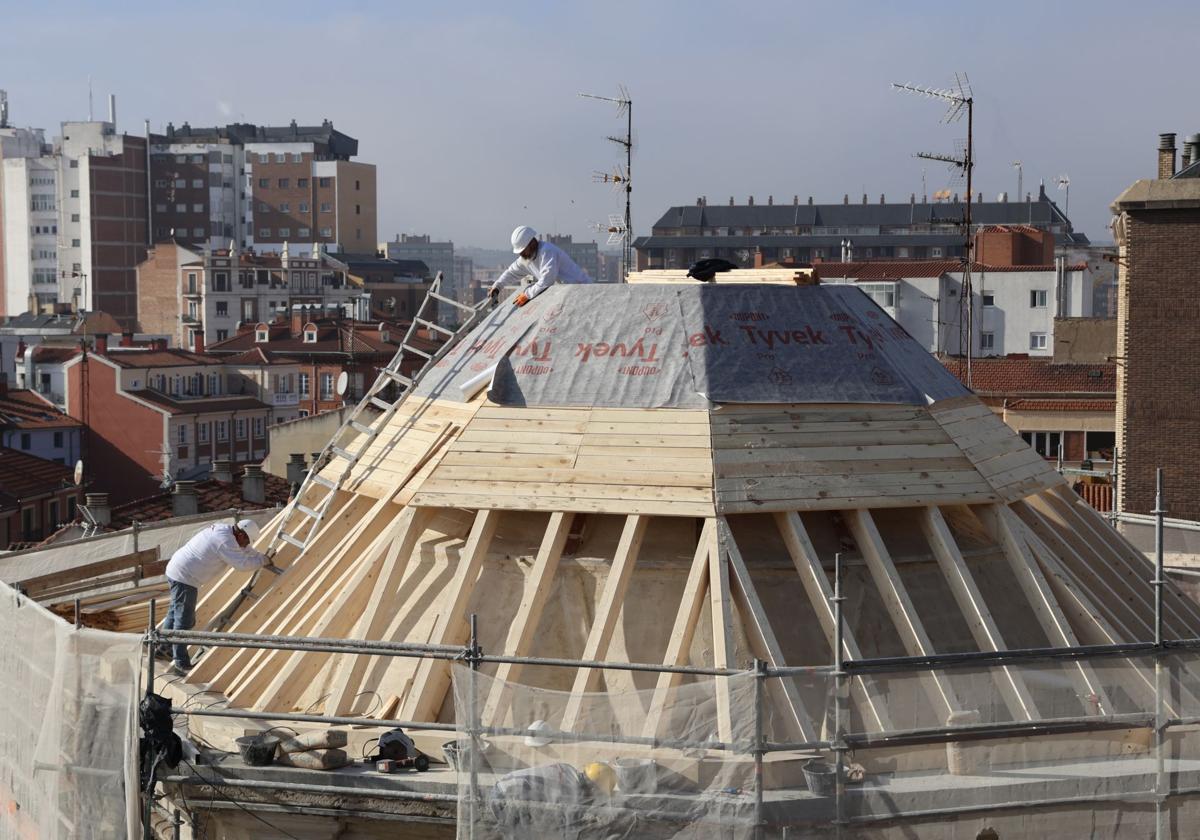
[896,246,910,258]
[1029,332,1048,350]
[278,227,290,238]
[154,179,168,188]
[278,178,290,189]
[233,418,246,440]
[355,204,360,215]
[193,227,204,237]
[255,328,269,343]
[48,501,59,529]
[320,373,334,399]
[291,153,303,163]
[930,246,944,258]
[208,373,221,395]
[174,178,186,189]
[176,203,186,213]
[215,420,228,441]
[980,332,995,351]
[258,153,269,164]
[70,213,80,223]
[1030,289,1048,308]
[71,238,81,247]
[1021,430,1062,459]
[215,301,228,316]
[259,228,271,239]
[298,202,308,213]
[299,373,310,396]
[191,154,203,164]
[298,227,310,238]
[319,227,332,237]
[53,431,63,448]
[191,179,203,189]
[175,155,187,164]
[155,203,167,213]
[193,203,203,212]
[258,178,269,188]
[303,326,318,344]
[178,425,187,444]
[198,422,209,443]
[70,189,79,198]
[216,329,228,341]
[860,283,896,309]
[259,202,270,213]
[297,178,308,188]
[982,291,995,307]
[279,203,289,213]
[19,433,30,450]
[355,180,360,190]
[252,417,264,438]
[299,409,310,418]
[319,202,331,213]
[318,177,330,188]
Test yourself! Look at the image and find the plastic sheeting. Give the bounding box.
[416,284,968,409]
[0,580,141,840]
[452,665,759,839]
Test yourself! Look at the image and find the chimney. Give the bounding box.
[85,492,111,527]
[753,248,764,268]
[94,334,108,354]
[910,193,916,204]
[212,459,234,483]
[107,93,116,128]
[286,453,308,486]
[1186,133,1200,169]
[172,481,199,517]
[807,196,814,205]
[696,197,703,206]
[119,331,134,347]
[1159,133,1177,179]
[729,196,734,206]
[192,330,205,354]
[861,193,868,205]
[242,463,265,504]
[748,195,754,206]
[152,338,167,351]
[843,194,849,205]
[767,195,773,205]
[880,194,885,204]
[793,195,799,205]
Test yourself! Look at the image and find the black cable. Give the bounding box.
[179,758,305,840]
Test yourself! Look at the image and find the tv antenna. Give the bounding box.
[893,73,976,387]
[1056,173,1070,219]
[580,85,632,280]
[1013,161,1023,203]
[590,214,628,247]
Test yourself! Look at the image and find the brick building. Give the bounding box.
[1111,131,1200,520]
[205,314,436,417]
[59,339,276,503]
[136,242,370,346]
[0,377,82,465]
[0,446,81,547]
[148,121,376,254]
[331,254,431,321]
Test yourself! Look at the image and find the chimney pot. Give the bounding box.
[807,196,813,205]
[119,331,134,347]
[242,463,265,504]
[843,194,849,205]
[286,453,308,486]
[880,194,885,204]
[85,492,111,526]
[748,195,754,206]
[172,481,199,517]
[767,195,773,205]
[94,334,108,355]
[793,195,799,205]
[862,193,868,205]
[212,459,234,483]
[729,196,734,206]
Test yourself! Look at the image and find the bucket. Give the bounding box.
[235,735,279,767]
[442,739,492,772]
[613,757,657,794]
[802,760,838,797]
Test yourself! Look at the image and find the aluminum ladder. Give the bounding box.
[270,272,489,555]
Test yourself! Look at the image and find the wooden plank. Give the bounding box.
[718,488,1000,515]
[400,509,502,722]
[429,465,712,488]
[642,520,713,739]
[719,518,817,743]
[846,509,961,722]
[714,429,952,448]
[14,548,160,596]
[408,490,714,517]
[773,512,892,733]
[919,507,1039,722]
[973,504,1112,716]
[412,479,712,503]
[715,456,976,479]
[327,507,436,715]
[708,519,736,744]
[561,515,650,730]
[481,512,575,725]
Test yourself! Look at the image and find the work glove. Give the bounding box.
[488,286,500,301]
[513,292,530,307]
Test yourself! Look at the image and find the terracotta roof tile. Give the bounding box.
[812,260,1087,280]
[0,390,81,429]
[940,356,1116,396]
[1005,398,1117,412]
[0,447,75,505]
[109,468,290,529]
[101,348,223,368]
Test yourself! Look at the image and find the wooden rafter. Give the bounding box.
[919,506,1039,721]
[719,518,819,743]
[773,511,893,734]
[400,509,501,722]
[481,511,574,726]
[708,518,736,743]
[561,515,649,730]
[846,508,963,723]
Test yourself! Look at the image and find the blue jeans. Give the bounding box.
[163,579,198,668]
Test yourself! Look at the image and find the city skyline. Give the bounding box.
[2,0,1196,249]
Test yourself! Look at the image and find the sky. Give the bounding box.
[2,0,1196,248]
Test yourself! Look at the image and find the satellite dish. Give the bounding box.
[335,371,349,396]
[73,460,84,486]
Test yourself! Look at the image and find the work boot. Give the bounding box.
[154,645,173,661]
[169,661,192,677]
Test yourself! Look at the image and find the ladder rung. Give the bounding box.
[383,368,413,386]
[310,474,337,490]
[331,445,358,461]
[403,346,433,360]
[279,532,306,550]
[368,396,393,412]
[429,291,477,312]
[349,420,376,435]
[416,318,455,336]
[295,504,320,519]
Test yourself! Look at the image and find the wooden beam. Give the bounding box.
[14,548,160,598]
[560,514,649,731]
[773,511,892,734]
[708,519,736,743]
[481,512,575,726]
[846,508,962,723]
[400,509,501,722]
[919,507,1040,722]
[719,518,818,743]
[974,504,1112,715]
[641,519,713,740]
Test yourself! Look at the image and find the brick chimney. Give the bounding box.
[1159,133,1177,179]
[861,193,868,205]
[119,331,134,347]
[94,334,108,354]
[747,195,754,206]
[172,481,199,517]
[211,459,234,483]
[242,463,266,504]
[84,492,111,526]
[753,249,764,268]
[152,338,167,351]
[767,195,773,206]
[192,330,205,354]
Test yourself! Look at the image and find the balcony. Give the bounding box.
[271,392,299,406]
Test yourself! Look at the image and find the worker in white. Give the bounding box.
[488,225,592,307]
[160,519,273,674]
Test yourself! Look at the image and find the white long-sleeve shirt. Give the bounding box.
[166,523,267,588]
[489,240,592,300]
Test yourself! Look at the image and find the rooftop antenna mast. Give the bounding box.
[893,73,975,387]
[1056,173,1071,219]
[580,85,632,280]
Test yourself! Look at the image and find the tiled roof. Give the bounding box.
[0,447,75,505]
[812,261,1087,280]
[223,347,294,366]
[207,319,435,356]
[31,345,83,363]
[101,348,223,369]
[0,390,80,429]
[131,391,271,416]
[941,356,1116,396]
[108,468,290,530]
[1005,398,1117,413]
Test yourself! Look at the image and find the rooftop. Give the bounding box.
[0,447,74,507]
[941,355,1116,397]
[0,389,80,430]
[207,318,431,357]
[131,391,271,416]
[108,468,289,530]
[149,120,358,158]
[99,348,223,369]
[811,261,1087,280]
[0,310,124,335]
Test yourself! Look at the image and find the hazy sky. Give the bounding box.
[3,1,1195,248]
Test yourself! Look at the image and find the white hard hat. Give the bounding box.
[524,719,551,747]
[237,519,261,544]
[511,225,537,254]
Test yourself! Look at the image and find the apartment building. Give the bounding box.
[544,234,599,280]
[381,234,459,322]
[0,100,148,326]
[148,121,376,254]
[136,242,370,347]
